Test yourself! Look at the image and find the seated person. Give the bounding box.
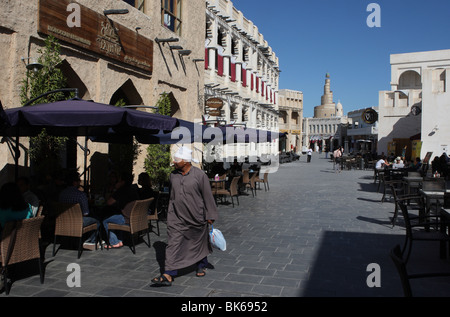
[410,157,422,171]
[16,176,40,216]
[392,157,405,169]
[102,171,139,248]
[137,172,156,200]
[59,171,101,250]
[137,172,157,214]
[375,155,389,170]
[0,182,34,231]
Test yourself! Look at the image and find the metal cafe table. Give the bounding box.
[403,176,423,195]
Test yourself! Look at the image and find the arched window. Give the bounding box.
[398,70,422,89]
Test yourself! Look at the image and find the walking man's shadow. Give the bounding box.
[151,241,215,285]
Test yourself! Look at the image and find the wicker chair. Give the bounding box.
[241,169,250,191]
[215,176,240,207]
[247,172,257,197]
[52,202,100,259]
[147,194,160,236]
[106,198,153,254]
[34,205,43,217]
[255,171,269,191]
[1,216,45,295]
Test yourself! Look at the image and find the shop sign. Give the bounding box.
[38,0,153,72]
[208,109,222,116]
[205,98,223,109]
[361,108,378,124]
[410,105,421,116]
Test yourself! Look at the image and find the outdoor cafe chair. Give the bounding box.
[247,172,257,197]
[106,198,153,254]
[256,171,269,191]
[380,172,404,202]
[421,178,446,221]
[147,194,160,236]
[52,202,100,259]
[389,184,423,228]
[397,201,450,264]
[211,173,227,191]
[390,244,450,297]
[214,176,240,207]
[242,169,250,187]
[1,216,45,295]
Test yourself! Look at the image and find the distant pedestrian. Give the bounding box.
[333,147,342,173]
[151,146,218,287]
[307,148,312,163]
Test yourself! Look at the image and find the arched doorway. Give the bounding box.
[59,60,91,171]
[109,79,143,107]
[108,79,144,175]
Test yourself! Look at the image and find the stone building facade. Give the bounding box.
[0,0,206,181]
[204,0,280,159]
[278,89,303,152]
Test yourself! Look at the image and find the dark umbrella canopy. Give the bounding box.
[0,99,178,138]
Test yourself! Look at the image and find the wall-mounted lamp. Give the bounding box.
[193,59,204,62]
[155,37,179,44]
[428,125,439,136]
[169,45,184,50]
[104,9,129,15]
[135,27,142,32]
[178,50,192,56]
[21,57,43,73]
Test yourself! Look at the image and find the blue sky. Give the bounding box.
[231,0,450,118]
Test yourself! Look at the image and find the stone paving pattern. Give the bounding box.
[6,153,450,297]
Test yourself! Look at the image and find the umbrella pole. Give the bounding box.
[14,134,19,182]
[83,135,88,196]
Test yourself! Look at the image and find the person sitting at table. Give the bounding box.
[137,172,157,214]
[0,182,34,231]
[375,155,389,170]
[227,159,243,189]
[439,153,449,178]
[137,172,156,200]
[409,157,422,171]
[431,156,442,175]
[392,157,405,169]
[16,176,40,217]
[59,171,101,250]
[102,171,139,248]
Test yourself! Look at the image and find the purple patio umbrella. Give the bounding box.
[0,98,179,181]
[0,98,178,138]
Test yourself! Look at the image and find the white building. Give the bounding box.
[378,49,450,161]
[204,0,280,160]
[347,107,378,154]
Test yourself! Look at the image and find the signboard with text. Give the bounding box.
[38,0,153,72]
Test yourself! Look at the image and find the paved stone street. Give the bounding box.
[5,152,450,298]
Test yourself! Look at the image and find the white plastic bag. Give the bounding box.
[209,225,226,251]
